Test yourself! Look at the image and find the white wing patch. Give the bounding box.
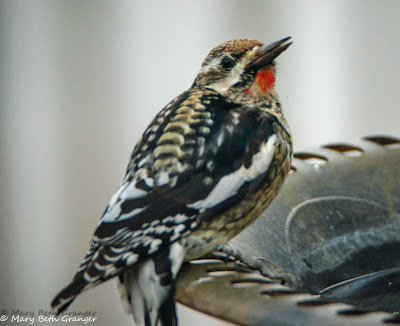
[118,206,148,221]
[188,134,277,210]
[101,181,149,223]
[236,134,277,180]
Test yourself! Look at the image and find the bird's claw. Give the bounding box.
[215,244,297,288]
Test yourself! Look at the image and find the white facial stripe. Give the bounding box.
[246,45,261,59]
[199,57,221,75]
[197,44,262,94]
[207,60,245,94]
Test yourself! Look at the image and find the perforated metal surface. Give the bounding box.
[175,131,400,325]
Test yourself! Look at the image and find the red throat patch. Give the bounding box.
[255,68,276,92]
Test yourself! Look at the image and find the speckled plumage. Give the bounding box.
[52,37,293,326]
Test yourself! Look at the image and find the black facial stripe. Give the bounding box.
[221,56,235,71]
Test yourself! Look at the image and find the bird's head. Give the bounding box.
[193,37,292,106]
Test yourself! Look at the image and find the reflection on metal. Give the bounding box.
[176,131,400,325]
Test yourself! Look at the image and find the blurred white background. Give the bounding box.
[1,1,399,325]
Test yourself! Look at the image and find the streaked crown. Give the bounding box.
[193,38,291,103]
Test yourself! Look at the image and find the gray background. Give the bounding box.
[1,1,399,325]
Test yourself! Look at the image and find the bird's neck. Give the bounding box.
[226,87,292,138]
[226,84,279,109]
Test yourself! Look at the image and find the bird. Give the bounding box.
[51,37,293,326]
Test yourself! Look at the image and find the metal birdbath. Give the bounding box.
[175,131,400,325]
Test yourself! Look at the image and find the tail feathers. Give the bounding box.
[157,290,177,326]
[120,242,184,326]
[51,278,87,315]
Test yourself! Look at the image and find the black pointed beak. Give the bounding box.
[248,36,292,69]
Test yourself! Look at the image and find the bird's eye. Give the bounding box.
[221,56,235,70]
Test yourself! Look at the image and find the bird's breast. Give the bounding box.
[181,127,292,261]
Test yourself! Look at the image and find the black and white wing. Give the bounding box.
[51,87,286,315]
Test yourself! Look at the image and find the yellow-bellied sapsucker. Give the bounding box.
[51,37,293,326]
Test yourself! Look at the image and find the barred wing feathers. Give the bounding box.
[51,87,283,315]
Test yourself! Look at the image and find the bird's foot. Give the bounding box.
[215,243,297,288]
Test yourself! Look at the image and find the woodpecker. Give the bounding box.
[51,37,293,326]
